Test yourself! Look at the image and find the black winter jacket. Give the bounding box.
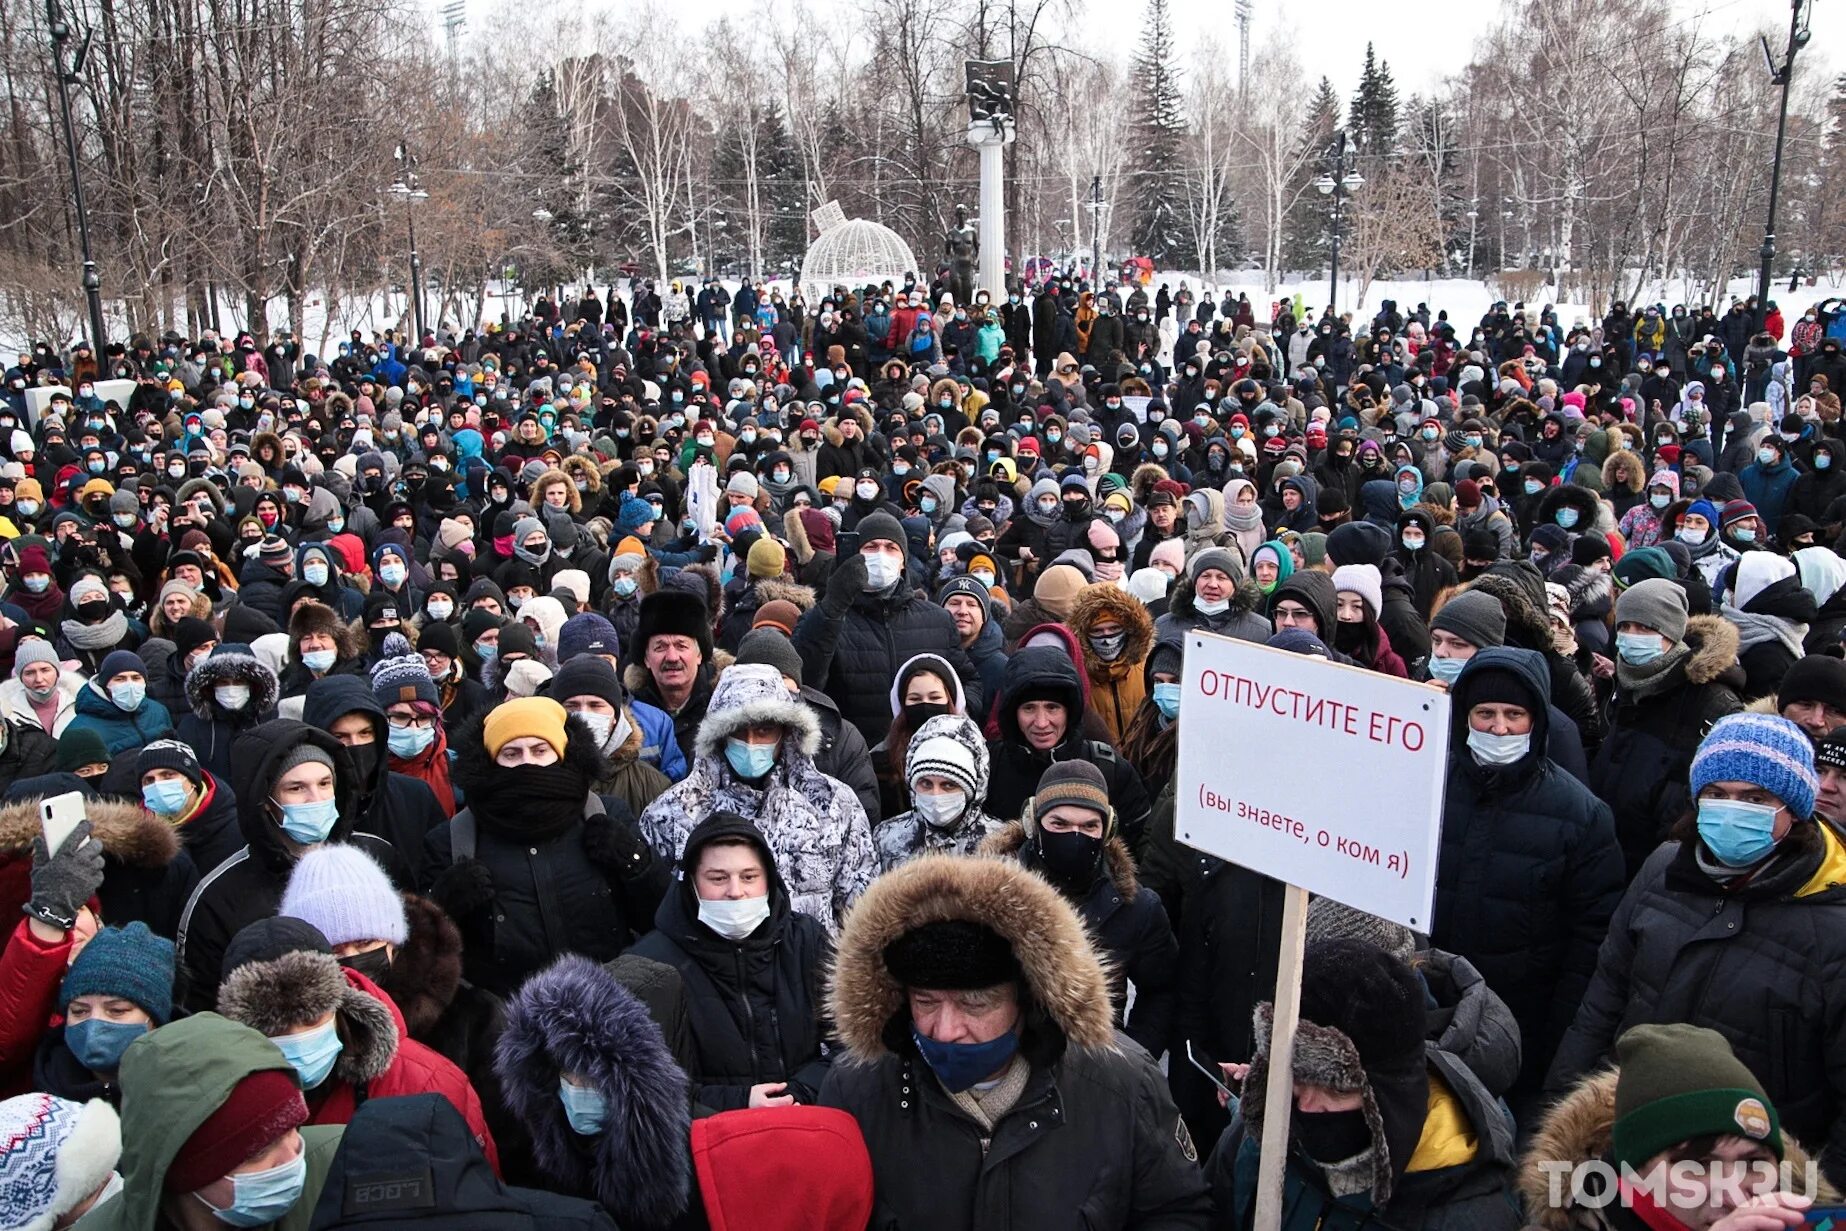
[1548,824,1846,1186]
[233,558,291,624]
[626,811,833,1110]
[1433,649,1625,1098]
[301,676,450,863]
[803,684,881,824]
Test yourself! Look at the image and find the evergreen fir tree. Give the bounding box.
[1282,76,1343,271]
[1349,44,1399,159]
[1128,0,1189,264]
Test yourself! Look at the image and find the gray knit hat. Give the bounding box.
[1614,577,1688,643]
[277,743,336,780]
[736,628,804,686]
[1429,590,1507,650]
[1305,896,1417,964]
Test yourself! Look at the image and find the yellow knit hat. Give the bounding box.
[483,696,568,758]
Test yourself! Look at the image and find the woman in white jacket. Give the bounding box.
[0,639,83,735]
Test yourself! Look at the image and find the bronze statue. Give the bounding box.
[944,205,978,308]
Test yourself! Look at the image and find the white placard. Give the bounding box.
[1175,631,1450,930]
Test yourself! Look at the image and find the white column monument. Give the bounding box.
[965,60,1016,301]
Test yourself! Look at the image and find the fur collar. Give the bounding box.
[0,796,179,868]
[828,851,1116,1062]
[217,953,399,1084]
[1681,614,1742,686]
[752,576,816,612]
[380,894,464,1037]
[978,821,1139,898]
[495,955,690,1228]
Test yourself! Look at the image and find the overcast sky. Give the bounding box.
[448,0,1833,101]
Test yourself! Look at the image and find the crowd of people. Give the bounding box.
[0,272,1843,1230]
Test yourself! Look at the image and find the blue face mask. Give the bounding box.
[66,1017,148,1072]
[475,641,498,662]
[1615,632,1665,665]
[559,1077,607,1135]
[1696,797,1781,868]
[273,1019,342,1089]
[612,576,638,598]
[725,737,777,780]
[197,1150,309,1227]
[1819,454,1833,471]
[303,562,329,587]
[1555,507,1580,529]
[388,723,435,758]
[275,796,339,845]
[1427,654,1466,685]
[911,1026,1020,1093]
[142,778,191,815]
[1732,526,1757,543]
[108,681,145,712]
[1153,681,1180,720]
[301,649,337,673]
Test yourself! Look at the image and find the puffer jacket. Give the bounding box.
[62,679,173,757]
[302,675,451,866]
[1547,822,1846,1186]
[638,664,876,935]
[984,647,1153,855]
[793,564,981,745]
[421,717,669,999]
[1153,570,1271,649]
[1068,581,1157,744]
[982,822,1178,1057]
[627,811,833,1110]
[1433,649,1625,1101]
[175,719,402,1011]
[1589,615,1745,877]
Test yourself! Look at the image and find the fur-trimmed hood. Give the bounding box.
[692,662,821,763]
[1067,581,1156,669]
[495,954,691,1228]
[1600,449,1646,494]
[379,893,465,1038]
[1462,571,1554,654]
[1535,481,1604,530]
[1679,613,1742,686]
[217,951,399,1085]
[559,454,603,495]
[183,649,280,718]
[530,466,583,515]
[827,851,1116,1063]
[751,575,816,612]
[1129,461,1171,504]
[0,795,180,868]
[1519,1069,1839,1230]
[822,404,875,447]
[979,820,1138,898]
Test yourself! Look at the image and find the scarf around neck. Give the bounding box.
[61,609,128,651]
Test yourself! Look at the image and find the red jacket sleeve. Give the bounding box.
[0,918,71,1096]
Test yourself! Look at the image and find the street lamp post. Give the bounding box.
[1757,0,1811,315]
[47,0,106,353]
[1088,175,1104,286]
[390,143,429,342]
[1314,131,1364,314]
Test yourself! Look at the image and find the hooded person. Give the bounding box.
[174,719,403,1013]
[1433,648,1624,1117]
[819,851,1211,1228]
[63,650,173,759]
[1067,580,1157,745]
[1220,477,1266,564]
[979,760,1178,1057]
[174,642,278,792]
[732,625,882,824]
[213,914,499,1176]
[298,674,448,872]
[871,713,1005,871]
[1153,546,1271,649]
[421,697,669,999]
[627,811,833,1110]
[0,1093,122,1231]
[1389,507,1457,619]
[1722,552,1817,703]
[1551,713,1846,1185]
[688,1105,872,1231]
[71,1012,343,1231]
[637,663,875,936]
[983,646,1153,855]
[494,955,692,1229]
[1205,938,1521,1230]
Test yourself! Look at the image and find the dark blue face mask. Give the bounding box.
[912,1026,1020,1093]
[66,1017,149,1072]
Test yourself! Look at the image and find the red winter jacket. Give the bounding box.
[0,918,71,1097]
[304,966,502,1175]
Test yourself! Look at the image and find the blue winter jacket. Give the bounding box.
[630,698,689,783]
[65,681,175,756]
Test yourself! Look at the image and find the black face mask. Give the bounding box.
[901,700,952,731]
[347,740,380,784]
[1292,1107,1372,1164]
[337,945,392,982]
[1332,621,1368,654]
[1033,827,1103,891]
[1063,498,1090,519]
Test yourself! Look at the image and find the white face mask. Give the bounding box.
[214,683,252,711]
[697,893,772,940]
[425,599,453,622]
[863,551,901,590]
[913,788,968,829]
[1467,728,1530,766]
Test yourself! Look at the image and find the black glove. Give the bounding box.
[23,820,104,931]
[582,814,652,874]
[697,543,719,563]
[823,552,869,617]
[430,858,495,918]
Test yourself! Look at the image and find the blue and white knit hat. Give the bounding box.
[0,1094,121,1231]
[370,633,438,710]
[1690,713,1818,820]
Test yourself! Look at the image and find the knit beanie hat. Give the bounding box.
[278,843,407,947]
[1615,577,1689,643]
[1025,760,1112,835]
[1611,1023,1782,1171]
[1330,564,1383,619]
[1430,590,1507,649]
[556,611,620,662]
[483,696,569,758]
[1032,565,1086,622]
[172,617,216,662]
[68,576,108,607]
[726,470,759,498]
[752,599,803,637]
[550,656,625,709]
[1149,538,1185,575]
[418,619,460,659]
[1612,546,1676,588]
[277,742,336,781]
[164,1066,308,1193]
[96,650,143,686]
[736,628,804,686]
[1690,713,1818,821]
[747,536,787,580]
[55,727,108,774]
[1304,896,1416,965]
[0,1094,121,1231]
[1818,726,1846,772]
[903,714,985,799]
[1299,531,1329,567]
[13,639,59,679]
[1188,546,1242,582]
[59,922,175,1024]
[135,738,201,787]
[1776,654,1846,720]
[371,633,439,709]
